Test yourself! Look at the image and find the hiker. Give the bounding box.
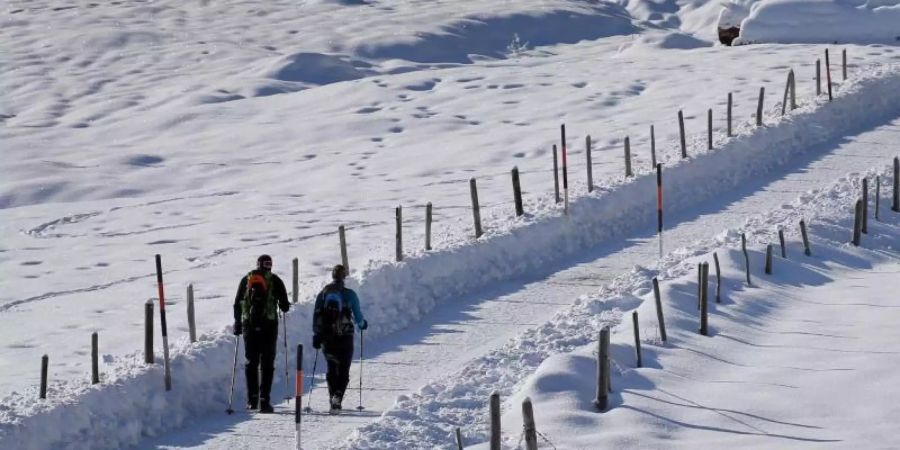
[312,264,367,412]
[233,254,290,413]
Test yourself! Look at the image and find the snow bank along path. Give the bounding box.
[344,156,900,449]
[2,65,899,449]
[493,169,900,449]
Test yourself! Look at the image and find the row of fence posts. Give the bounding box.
[363,49,848,268]
[34,47,864,404]
[853,158,899,246]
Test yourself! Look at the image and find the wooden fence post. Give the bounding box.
[778,228,787,258]
[678,110,687,159]
[825,49,833,101]
[624,136,633,178]
[842,48,847,81]
[339,225,349,273]
[765,244,773,275]
[292,258,299,304]
[425,202,433,250]
[633,311,642,368]
[511,168,524,217]
[552,145,560,204]
[852,199,863,246]
[144,300,154,364]
[790,69,797,109]
[741,233,752,286]
[894,157,900,212]
[727,92,733,137]
[707,108,713,150]
[561,124,569,215]
[713,252,722,303]
[782,70,792,116]
[697,262,702,310]
[470,178,483,238]
[816,59,822,96]
[862,178,869,234]
[91,332,100,385]
[594,326,611,411]
[490,392,501,450]
[396,206,403,261]
[652,278,666,342]
[187,284,197,343]
[699,262,709,336]
[756,87,765,126]
[585,135,594,192]
[800,220,812,256]
[455,428,464,450]
[650,125,657,167]
[522,398,538,450]
[40,355,48,399]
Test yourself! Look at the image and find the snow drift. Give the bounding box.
[735,0,900,44]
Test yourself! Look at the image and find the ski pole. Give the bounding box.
[226,335,240,414]
[304,349,319,413]
[295,344,303,450]
[356,330,365,411]
[282,312,291,402]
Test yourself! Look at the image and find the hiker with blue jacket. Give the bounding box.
[312,264,367,412]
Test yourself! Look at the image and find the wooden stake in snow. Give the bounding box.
[765,244,773,275]
[585,135,594,192]
[713,252,722,304]
[756,87,765,127]
[470,178,483,238]
[561,124,569,215]
[852,199,863,246]
[490,392,501,450]
[594,326,611,411]
[292,258,299,304]
[650,125,658,167]
[678,110,687,159]
[700,262,709,336]
[825,49,833,102]
[144,300,154,364]
[187,284,197,342]
[842,48,847,81]
[656,163,664,258]
[894,157,900,212]
[40,355,48,399]
[552,145,560,204]
[396,206,403,261]
[91,332,100,385]
[339,225,349,273]
[778,228,787,259]
[652,278,667,342]
[862,177,869,234]
[425,202,433,250]
[154,254,172,391]
[782,70,796,116]
[511,168,524,217]
[455,428,464,450]
[741,233,752,286]
[727,93,733,137]
[800,219,812,256]
[624,136,633,178]
[633,311,642,368]
[707,109,713,150]
[522,398,538,450]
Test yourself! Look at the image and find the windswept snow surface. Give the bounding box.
[2,0,900,449]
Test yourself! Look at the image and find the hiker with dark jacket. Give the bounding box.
[312,264,367,412]
[233,254,290,413]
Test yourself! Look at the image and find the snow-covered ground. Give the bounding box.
[2,0,899,449]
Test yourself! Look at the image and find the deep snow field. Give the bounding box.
[1,0,899,449]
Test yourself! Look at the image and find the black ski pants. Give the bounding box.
[323,334,355,400]
[243,320,278,404]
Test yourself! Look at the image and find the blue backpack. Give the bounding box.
[322,286,353,336]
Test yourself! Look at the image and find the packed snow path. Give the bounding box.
[136,119,900,448]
